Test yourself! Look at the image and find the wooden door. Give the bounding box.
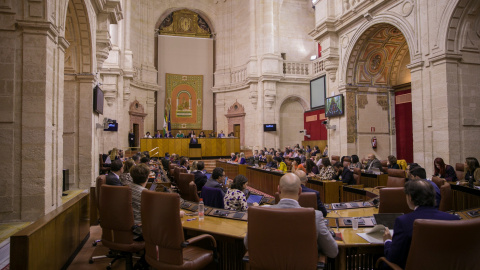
[134,123,140,147]
[234,124,240,138]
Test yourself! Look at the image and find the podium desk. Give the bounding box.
[360,172,388,187]
[189,143,202,158]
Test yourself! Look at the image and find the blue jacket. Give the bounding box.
[301,185,328,218]
[384,206,460,268]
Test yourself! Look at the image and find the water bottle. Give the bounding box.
[198,198,205,221]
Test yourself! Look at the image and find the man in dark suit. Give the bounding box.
[204,167,230,197]
[154,130,163,138]
[193,161,207,192]
[295,170,328,218]
[106,159,123,186]
[365,154,383,171]
[332,163,355,185]
[382,179,460,268]
[189,135,198,144]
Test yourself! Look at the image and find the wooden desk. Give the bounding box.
[341,185,379,202]
[306,179,344,204]
[189,147,202,158]
[360,173,388,187]
[246,167,283,196]
[216,160,248,180]
[141,138,240,158]
[450,183,480,211]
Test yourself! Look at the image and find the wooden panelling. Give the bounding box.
[141,138,239,158]
[11,192,90,270]
[451,184,480,211]
[359,173,388,188]
[246,167,283,196]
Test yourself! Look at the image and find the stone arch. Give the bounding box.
[341,16,416,85]
[155,8,216,36]
[444,0,480,54]
[64,0,94,74]
[225,101,246,147]
[278,96,307,148]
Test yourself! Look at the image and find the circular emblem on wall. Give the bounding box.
[180,17,191,32]
[366,49,386,75]
[402,1,414,17]
[341,35,349,48]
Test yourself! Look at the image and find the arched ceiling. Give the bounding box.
[350,24,410,87]
[64,0,92,74]
[158,9,212,38]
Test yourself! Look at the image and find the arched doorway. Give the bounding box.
[345,23,412,161]
[279,96,308,148]
[225,101,246,147]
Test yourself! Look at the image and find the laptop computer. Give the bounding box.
[246,194,264,206]
[205,173,212,179]
[373,213,403,229]
[149,182,157,191]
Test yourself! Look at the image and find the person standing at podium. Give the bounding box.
[190,135,198,144]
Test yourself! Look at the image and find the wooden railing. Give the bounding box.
[10,191,90,270]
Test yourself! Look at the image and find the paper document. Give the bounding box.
[356,225,394,244]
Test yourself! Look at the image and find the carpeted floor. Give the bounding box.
[67,225,143,270]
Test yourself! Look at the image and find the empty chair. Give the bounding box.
[386,169,407,187]
[141,190,216,269]
[177,172,200,202]
[274,192,318,210]
[379,187,413,214]
[376,218,480,269]
[201,186,225,208]
[245,207,325,270]
[173,166,187,184]
[431,176,445,189]
[98,185,145,269]
[439,182,453,212]
[455,163,465,181]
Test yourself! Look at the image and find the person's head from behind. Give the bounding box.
[140,156,150,164]
[274,156,282,164]
[409,167,426,180]
[404,179,435,209]
[305,159,315,173]
[161,158,170,171]
[266,155,273,163]
[322,157,331,167]
[123,159,135,174]
[388,155,397,166]
[294,170,308,185]
[111,160,123,173]
[130,164,150,186]
[132,154,140,164]
[191,161,197,171]
[231,174,248,190]
[197,161,205,171]
[351,154,359,163]
[180,158,188,167]
[212,167,225,183]
[278,173,302,200]
[294,157,301,165]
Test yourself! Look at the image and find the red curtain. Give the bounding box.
[395,90,413,163]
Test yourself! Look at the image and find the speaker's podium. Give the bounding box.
[189,143,202,159]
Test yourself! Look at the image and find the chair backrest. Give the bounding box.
[405,218,480,270]
[379,187,413,214]
[431,176,445,189]
[381,160,388,172]
[387,169,406,187]
[248,207,318,270]
[353,168,361,185]
[177,173,200,202]
[173,167,187,183]
[343,156,351,162]
[201,186,225,208]
[455,163,465,181]
[439,182,453,212]
[331,155,340,162]
[96,175,106,210]
[99,185,135,246]
[274,192,317,210]
[141,191,185,265]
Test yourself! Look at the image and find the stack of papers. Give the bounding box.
[356,225,394,244]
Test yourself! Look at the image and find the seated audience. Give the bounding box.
[209,131,216,138]
[238,152,246,164]
[463,157,480,186]
[244,173,338,258]
[387,155,400,169]
[106,160,124,186]
[228,132,235,138]
[132,154,140,165]
[179,158,189,170]
[318,158,335,180]
[224,175,257,211]
[348,154,363,170]
[198,131,206,138]
[190,161,198,172]
[305,159,319,176]
[187,130,195,138]
[154,130,163,138]
[275,156,288,173]
[140,156,150,164]
[382,179,460,268]
[205,167,230,197]
[193,161,208,192]
[333,162,355,185]
[322,145,328,157]
[364,154,383,172]
[218,130,226,138]
[119,159,135,185]
[295,171,328,218]
[265,155,277,169]
[315,154,323,167]
[144,132,152,138]
[433,157,457,182]
[127,164,150,236]
[175,130,184,138]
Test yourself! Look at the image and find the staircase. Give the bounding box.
[198,159,217,173]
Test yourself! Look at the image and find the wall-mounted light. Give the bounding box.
[310,55,317,60]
